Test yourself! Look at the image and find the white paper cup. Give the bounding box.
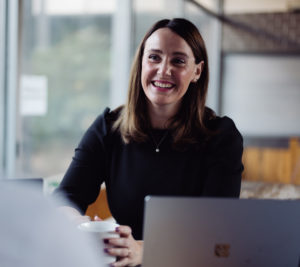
[78,221,119,264]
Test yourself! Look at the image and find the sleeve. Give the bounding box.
[202,116,244,198]
[53,108,111,214]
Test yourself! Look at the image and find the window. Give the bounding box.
[16,0,115,177]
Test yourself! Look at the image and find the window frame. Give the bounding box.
[0,0,19,178]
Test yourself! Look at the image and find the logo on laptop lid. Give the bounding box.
[214,244,231,258]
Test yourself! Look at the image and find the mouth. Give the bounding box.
[151,80,175,90]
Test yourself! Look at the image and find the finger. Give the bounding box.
[104,247,131,258]
[93,215,103,221]
[116,225,132,237]
[105,237,130,248]
[110,256,129,267]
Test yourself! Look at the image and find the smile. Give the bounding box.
[152,81,175,89]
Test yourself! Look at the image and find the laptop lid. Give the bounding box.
[142,196,300,267]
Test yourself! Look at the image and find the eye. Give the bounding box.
[172,58,185,65]
[148,54,160,62]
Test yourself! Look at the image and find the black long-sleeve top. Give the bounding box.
[55,108,244,240]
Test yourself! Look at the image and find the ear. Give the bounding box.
[192,61,204,83]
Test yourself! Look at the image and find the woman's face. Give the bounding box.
[141,28,203,111]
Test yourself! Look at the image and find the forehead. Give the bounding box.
[144,28,194,56]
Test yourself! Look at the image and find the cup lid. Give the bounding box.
[78,221,119,232]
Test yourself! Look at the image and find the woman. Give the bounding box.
[55,18,243,267]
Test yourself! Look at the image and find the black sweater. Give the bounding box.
[55,108,244,239]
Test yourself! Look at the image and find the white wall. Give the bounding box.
[222,54,300,137]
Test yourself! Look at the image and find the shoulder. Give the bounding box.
[206,115,243,148]
[90,106,122,135]
[77,107,122,149]
[203,107,240,135]
[208,116,240,133]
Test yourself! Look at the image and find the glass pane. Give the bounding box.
[134,0,183,49]
[18,0,115,178]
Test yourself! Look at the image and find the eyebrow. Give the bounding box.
[147,49,189,58]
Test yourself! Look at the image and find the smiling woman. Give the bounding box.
[141,28,203,119]
[55,18,244,267]
[115,18,211,147]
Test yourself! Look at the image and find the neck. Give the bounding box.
[147,102,180,129]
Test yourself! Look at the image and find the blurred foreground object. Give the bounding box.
[0,182,106,267]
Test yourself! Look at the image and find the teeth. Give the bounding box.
[153,81,173,88]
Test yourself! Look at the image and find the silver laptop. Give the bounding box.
[142,196,300,267]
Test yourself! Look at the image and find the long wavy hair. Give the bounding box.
[113,18,215,146]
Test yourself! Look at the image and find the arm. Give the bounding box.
[54,109,111,214]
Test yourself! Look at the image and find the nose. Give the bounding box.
[157,59,172,77]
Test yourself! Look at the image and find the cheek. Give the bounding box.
[142,64,154,83]
[141,67,147,87]
[179,70,194,85]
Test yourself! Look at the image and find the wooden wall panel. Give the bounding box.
[243,138,300,185]
[290,138,300,184]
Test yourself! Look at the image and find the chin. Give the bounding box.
[152,99,174,107]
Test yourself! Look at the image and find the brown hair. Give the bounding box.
[113,18,215,146]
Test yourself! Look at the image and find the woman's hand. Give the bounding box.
[104,225,143,267]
